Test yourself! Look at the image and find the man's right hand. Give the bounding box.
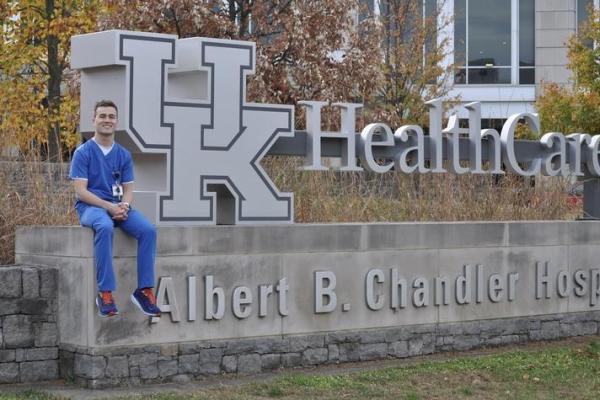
[108,203,128,220]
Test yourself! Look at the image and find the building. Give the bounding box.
[367,0,596,121]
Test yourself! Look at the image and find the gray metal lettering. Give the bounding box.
[444,115,468,174]
[507,272,519,301]
[540,132,567,176]
[466,102,484,174]
[188,275,196,321]
[232,286,252,319]
[488,274,504,303]
[204,275,225,320]
[156,276,181,322]
[586,136,600,176]
[574,270,588,297]
[390,268,407,310]
[455,265,472,305]
[590,269,600,306]
[481,128,503,174]
[72,30,600,223]
[314,271,337,313]
[434,276,451,306]
[359,123,394,173]
[567,134,591,176]
[276,278,289,316]
[394,125,428,173]
[412,277,429,307]
[556,270,570,298]
[366,269,385,310]
[476,264,484,303]
[501,113,541,176]
[535,261,551,299]
[299,101,362,171]
[258,284,273,318]
[425,99,446,173]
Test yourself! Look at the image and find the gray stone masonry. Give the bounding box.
[0,265,59,383]
[6,222,600,389]
[58,310,600,389]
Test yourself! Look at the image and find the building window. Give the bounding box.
[519,0,535,84]
[577,0,594,48]
[577,0,594,32]
[455,0,535,85]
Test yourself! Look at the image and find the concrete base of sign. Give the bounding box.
[56,311,599,388]
[14,222,600,387]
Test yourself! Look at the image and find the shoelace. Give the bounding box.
[141,288,157,305]
[100,291,114,305]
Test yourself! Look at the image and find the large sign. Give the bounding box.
[72,31,600,225]
[72,31,294,224]
[16,222,600,347]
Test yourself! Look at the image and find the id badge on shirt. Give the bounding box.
[112,183,123,200]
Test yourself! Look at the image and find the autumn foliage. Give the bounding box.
[102,0,383,128]
[0,1,577,265]
[0,0,100,161]
[536,8,600,135]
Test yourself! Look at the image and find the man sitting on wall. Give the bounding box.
[69,99,161,318]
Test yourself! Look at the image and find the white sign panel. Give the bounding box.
[72,31,293,225]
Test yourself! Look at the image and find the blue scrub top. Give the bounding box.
[69,139,134,216]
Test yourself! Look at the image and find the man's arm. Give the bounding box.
[73,179,126,219]
[121,182,134,206]
[117,183,134,219]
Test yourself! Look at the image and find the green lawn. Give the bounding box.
[2,339,599,400]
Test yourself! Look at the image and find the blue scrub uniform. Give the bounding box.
[69,140,156,291]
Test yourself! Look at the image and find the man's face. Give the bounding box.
[93,106,118,136]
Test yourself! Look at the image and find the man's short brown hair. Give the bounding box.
[94,100,118,116]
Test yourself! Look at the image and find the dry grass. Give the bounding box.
[0,161,78,265]
[266,157,580,223]
[0,156,580,264]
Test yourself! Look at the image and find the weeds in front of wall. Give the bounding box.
[0,160,78,265]
[0,156,579,264]
[265,157,579,223]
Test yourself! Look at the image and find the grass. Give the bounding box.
[1,339,599,400]
[0,156,581,264]
[0,161,78,264]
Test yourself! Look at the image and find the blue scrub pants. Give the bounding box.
[79,206,156,292]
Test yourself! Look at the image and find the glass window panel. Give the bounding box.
[358,0,375,23]
[519,68,535,84]
[454,0,466,66]
[468,68,511,84]
[455,67,467,84]
[468,0,511,67]
[578,0,594,48]
[424,0,438,57]
[578,0,593,31]
[519,0,535,67]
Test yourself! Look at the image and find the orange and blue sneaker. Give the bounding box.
[96,291,119,317]
[131,288,161,317]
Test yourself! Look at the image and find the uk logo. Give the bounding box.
[72,31,294,225]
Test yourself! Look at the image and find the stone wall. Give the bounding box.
[0,265,59,384]
[0,263,599,388]
[10,222,600,388]
[59,311,600,389]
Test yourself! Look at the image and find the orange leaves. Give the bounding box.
[100,0,383,128]
[0,0,100,159]
[538,8,600,135]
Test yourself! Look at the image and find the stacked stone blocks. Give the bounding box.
[0,265,59,384]
[59,311,600,389]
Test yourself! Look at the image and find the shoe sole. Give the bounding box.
[96,296,119,317]
[131,294,161,317]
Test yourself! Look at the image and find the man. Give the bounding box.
[69,99,161,318]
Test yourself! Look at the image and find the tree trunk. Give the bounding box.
[46,0,62,162]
